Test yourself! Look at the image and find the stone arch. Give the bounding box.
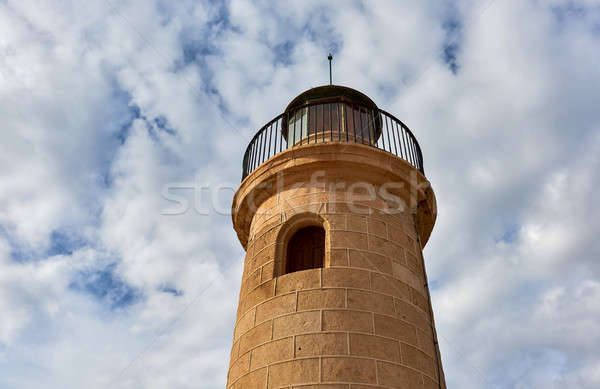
[274,212,330,277]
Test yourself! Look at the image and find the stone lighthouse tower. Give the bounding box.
[227,85,445,388]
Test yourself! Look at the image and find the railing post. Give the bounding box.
[337,103,341,142]
[293,110,296,147]
[400,121,409,162]
[388,116,398,156]
[242,102,425,180]
[380,111,386,151]
[344,103,349,142]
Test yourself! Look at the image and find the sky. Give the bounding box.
[0,0,599,388]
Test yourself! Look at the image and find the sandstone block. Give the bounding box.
[330,231,368,250]
[245,268,261,296]
[322,267,370,289]
[298,288,346,311]
[411,287,430,313]
[392,261,424,294]
[348,250,392,274]
[376,360,423,388]
[367,217,387,238]
[368,234,400,259]
[321,357,377,384]
[256,293,296,323]
[261,261,275,282]
[388,224,409,247]
[295,332,348,357]
[250,337,294,370]
[227,351,250,386]
[406,251,423,275]
[395,298,430,330]
[329,248,349,267]
[276,269,320,295]
[239,320,272,355]
[268,358,320,388]
[423,375,441,389]
[234,309,256,342]
[229,339,239,362]
[326,214,346,230]
[322,310,373,333]
[348,333,400,362]
[242,279,275,315]
[233,367,267,389]
[347,289,395,315]
[373,313,417,345]
[370,272,411,301]
[416,328,436,357]
[249,245,276,274]
[401,342,436,378]
[273,311,320,339]
[346,215,367,233]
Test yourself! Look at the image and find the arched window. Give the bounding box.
[285,226,325,274]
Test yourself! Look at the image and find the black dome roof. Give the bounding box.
[284,85,378,112]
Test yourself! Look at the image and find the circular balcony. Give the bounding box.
[241,86,424,180]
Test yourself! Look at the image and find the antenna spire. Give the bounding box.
[328,53,333,85]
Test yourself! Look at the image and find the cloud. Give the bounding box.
[0,0,599,388]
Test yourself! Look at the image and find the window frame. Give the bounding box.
[285,225,325,274]
[274,212,331,277]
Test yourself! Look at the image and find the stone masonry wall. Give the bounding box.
[227,182,445,388]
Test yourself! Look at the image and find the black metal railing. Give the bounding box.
[241,99,424,180]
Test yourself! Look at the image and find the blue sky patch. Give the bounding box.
[497,224,521,244]
[47,230,86,257]
[443,42,460,74]
[159,285,184,296]
[551,3,587,25]
[428,279,441,291]
[70,263,141,309]
[181,41,217,66]
[116,104,141,145]
[441,10,462,74]
[273,41,295,66]
[153,115,177,136]
[3,227,86,262]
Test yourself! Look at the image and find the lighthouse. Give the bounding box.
[227,84,445,388]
